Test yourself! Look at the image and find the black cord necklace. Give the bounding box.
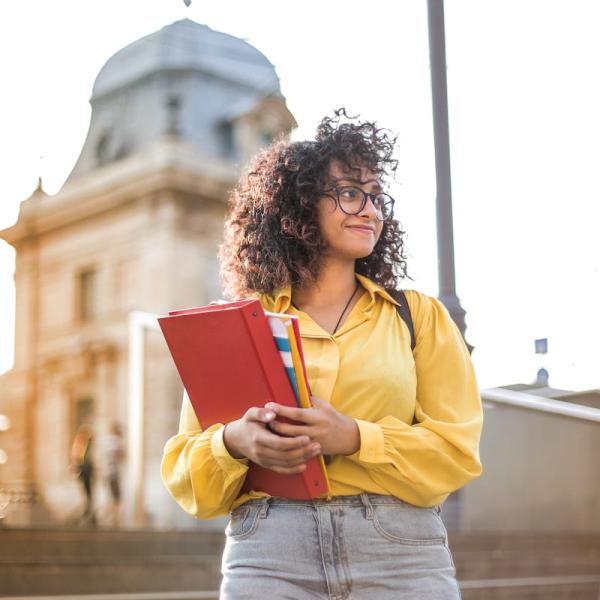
[291,282,360,335]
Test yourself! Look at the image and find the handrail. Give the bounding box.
[481,387,600,424]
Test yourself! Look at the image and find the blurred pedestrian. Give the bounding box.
[104,422,125,527]
[70,424,96,527]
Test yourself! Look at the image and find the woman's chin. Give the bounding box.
[324,240,377,261]
[333,247,376,261]
[351,242,377,259]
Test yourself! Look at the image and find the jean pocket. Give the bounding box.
[371,503,447,546]
[225,504,261,540]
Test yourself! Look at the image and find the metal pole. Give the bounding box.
[427,0,473,352]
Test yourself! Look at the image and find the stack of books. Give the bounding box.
[158,299,329,499]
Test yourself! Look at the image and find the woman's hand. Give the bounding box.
[223,406,322,474]
[265,397,360,456]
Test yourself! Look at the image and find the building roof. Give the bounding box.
[62,19,289,187]
[93,19,280,99]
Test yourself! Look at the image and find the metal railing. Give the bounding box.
[481,387,600,424]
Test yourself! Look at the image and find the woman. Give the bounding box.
[161,109,483,599]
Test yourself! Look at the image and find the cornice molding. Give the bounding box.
[0,138,239,247]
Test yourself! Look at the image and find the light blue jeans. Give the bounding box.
[220,494,461,599]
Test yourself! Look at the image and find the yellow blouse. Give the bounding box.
[160,274,483,519]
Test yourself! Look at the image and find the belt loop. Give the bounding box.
[258,497,271,519]
[360,493,373,520]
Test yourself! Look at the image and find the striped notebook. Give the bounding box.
[266,311,330,478]
[267,314,300,403]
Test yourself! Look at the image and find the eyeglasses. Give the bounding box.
[321,186,395,221]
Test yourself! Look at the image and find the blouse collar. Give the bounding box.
[263,273,399,315]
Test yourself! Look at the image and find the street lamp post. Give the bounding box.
[427,0,473,353]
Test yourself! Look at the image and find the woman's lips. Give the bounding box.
[346,225,375,234]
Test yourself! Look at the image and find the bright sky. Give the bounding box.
[1,0,598,390]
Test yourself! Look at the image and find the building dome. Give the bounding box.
[64,19,291,186]
[93,19,280,99]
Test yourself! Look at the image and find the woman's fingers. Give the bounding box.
[255,427,311,450]
[264,402,319,423]
[268,420,311,437]
[256,441,321,467]
[237,405,325,470]
[259,455,314,473]
[244,406,277,424]
[252,426,321,468]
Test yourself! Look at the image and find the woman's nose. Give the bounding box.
[359,194,379,219]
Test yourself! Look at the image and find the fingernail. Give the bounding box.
[265,411,275,419]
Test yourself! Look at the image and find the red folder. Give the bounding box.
[158,299,328,499]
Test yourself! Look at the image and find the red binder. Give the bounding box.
[158,299,328,500]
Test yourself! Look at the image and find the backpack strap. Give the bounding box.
[387,289,416,352]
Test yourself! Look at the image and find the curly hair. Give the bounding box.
[219,108,410,298]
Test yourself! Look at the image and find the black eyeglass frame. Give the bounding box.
[320,186,395,221]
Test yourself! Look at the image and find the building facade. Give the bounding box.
[0,19,295,528]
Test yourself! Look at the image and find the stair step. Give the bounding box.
[448,531,600,551]
[0,594,219,600]
[0,561,222,596]
[3,528,600,597]
[451,548,600,579]
[0,528,225,561]
[1,555,218,566]
[459,575,600,600]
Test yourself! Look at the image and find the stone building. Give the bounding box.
[0,19,296,528]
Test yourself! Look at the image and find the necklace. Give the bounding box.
[291,281,360,335]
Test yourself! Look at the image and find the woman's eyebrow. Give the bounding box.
[333,177,383,190]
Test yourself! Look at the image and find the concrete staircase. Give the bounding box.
[0,528,224,597]
[452,531,600,599]
[1,528,600,598]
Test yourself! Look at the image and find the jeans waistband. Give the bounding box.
[243,493,425,509]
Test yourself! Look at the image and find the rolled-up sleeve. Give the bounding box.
[160,391,249,519]
[347,291,483,507]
